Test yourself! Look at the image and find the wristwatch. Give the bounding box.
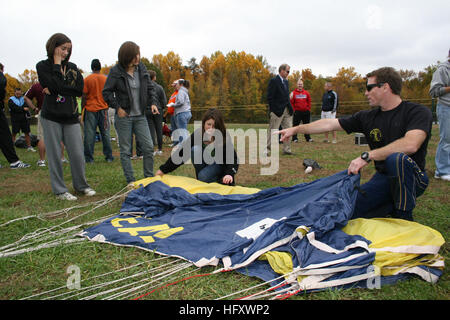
[361,151,371,163]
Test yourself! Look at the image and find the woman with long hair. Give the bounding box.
[156,108,239,185]
[102,41,159,185]
[36,33,95,200]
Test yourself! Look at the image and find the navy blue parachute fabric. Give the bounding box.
[83,171,361,269]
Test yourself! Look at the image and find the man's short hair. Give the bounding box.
[149,70,156,80]
[91,59,101,72]
[279,64,290,73]
[366,67,402,95]
[0,63,4,72]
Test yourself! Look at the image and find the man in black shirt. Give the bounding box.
[277,67,432,221]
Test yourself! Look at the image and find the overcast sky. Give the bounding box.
[1,0,449,79]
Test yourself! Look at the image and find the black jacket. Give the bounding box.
[146,81,167,114]
[102,62,158,115]
[36,59,83,124]
[267,75,293,117]
[160,129,239,185]
[321,90,338,112]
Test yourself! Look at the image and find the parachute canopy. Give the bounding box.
[82,172,444,295]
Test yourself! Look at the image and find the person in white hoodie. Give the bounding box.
[429,50,450,181]
[171,79,192,147]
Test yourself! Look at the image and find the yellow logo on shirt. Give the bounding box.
[370,128,382,142]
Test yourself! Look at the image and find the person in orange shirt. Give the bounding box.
[82,59,114,163]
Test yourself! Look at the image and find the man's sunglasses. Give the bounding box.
[366,82,385,92]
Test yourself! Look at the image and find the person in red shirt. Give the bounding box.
[25,82,68,167]
[290,79,313,142]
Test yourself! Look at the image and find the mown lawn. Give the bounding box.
[0,122,448,301]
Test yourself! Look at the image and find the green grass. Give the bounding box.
[0,123,448,300]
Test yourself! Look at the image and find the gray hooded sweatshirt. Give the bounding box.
[173,86,191,115]
[429,60,450,107]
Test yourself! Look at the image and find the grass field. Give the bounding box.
[0,122,448,300]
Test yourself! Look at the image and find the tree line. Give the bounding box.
[3,51,439,122]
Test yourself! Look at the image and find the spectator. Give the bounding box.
[25,82,67,167]
[102,41,159,185]
[166,79,179,145]
[0,63,30,169]
[82,58,114,163]
[8,88,35,152]
[36,33,96,200]
[266,64,294,155]
[290,79,313,142]
[429,49,450,181]
[171,79,192,147]
[148,70,166,155]
[321,82,338,143]
[136,70,166,156]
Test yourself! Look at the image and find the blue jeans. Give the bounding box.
[83,109,113,162]
[115,115,154,183]
[352,153,428,221]
[172,111,192,146]
[191,145,222,183]
[435,103,450,177]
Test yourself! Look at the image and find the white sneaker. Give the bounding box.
[332,140,337,144]
[81,188,96,196]
[37,160,46,167]
[153,150,163,156]
[435,174,450,181]
[27,146,36,152]
[10,160,31,169]
[57,192,78,201]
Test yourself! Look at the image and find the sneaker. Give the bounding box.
[10,160,31,169]
[27,146,36,152]
[293,139,298,143]
[37,160,46,167]
[307,139,314,142]
[323,139,330,143]
[57,192,78,201]
[61,158,69,163]
[332,140,337,144]
[154,150,163,156]
[435,173,450,181]
[81,188,96,196]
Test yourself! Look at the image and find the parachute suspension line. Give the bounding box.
[134,266,212,300]
[0,186,131,257]
[101,261,197,300]
[0,215,45,228]
[39,185,131,219]
[21,256,177,300]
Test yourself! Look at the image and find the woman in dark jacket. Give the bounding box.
[36,33,95,201]
[156,108,239,185]
[102,41,159,185]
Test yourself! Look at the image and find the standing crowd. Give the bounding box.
[0,32,448,222]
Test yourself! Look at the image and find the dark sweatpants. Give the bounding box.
[0,108,19,163]
[292,110,312,141]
